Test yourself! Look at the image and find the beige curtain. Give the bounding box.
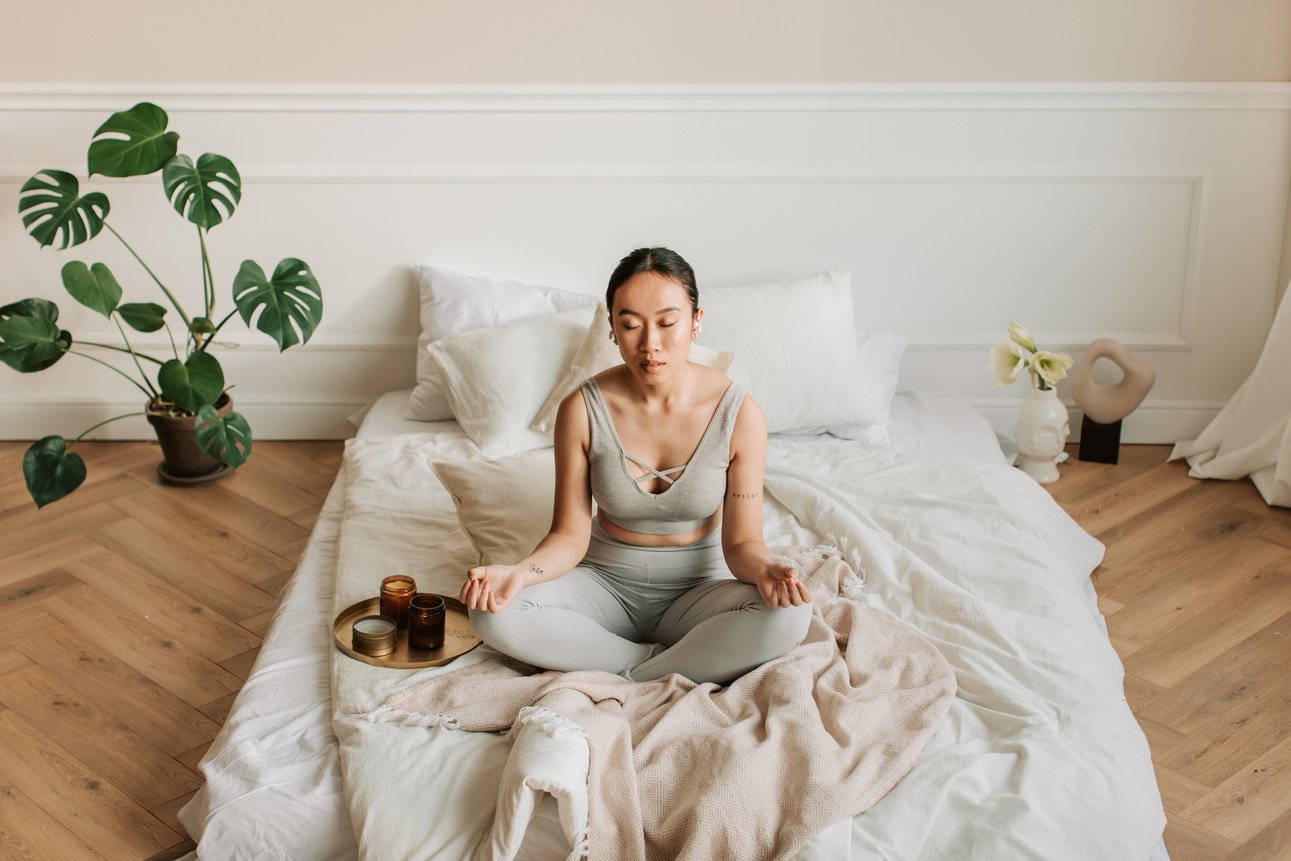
[1170,280,1291,507]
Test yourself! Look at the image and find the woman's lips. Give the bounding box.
[641,359,666,372]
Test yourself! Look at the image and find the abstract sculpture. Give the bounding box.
[1069,339,1156,463]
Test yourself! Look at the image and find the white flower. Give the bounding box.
[1030,350,1073,388]
[1007,322,1037,353]
[988,340,1026,386]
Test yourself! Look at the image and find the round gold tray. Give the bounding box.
[332,595,482,669]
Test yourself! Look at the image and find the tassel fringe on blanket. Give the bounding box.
[368,545,955,861]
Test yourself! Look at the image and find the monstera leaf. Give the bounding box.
[87,102,179,178]
[0,298,60,322]
[231,258,323,351]
[18,170,110,249]
[0,315,72,372]
[195,404,252,468]
[158,351,225,413]
[23,436,87,508]
[162,153,241,229]
[61,261,122,318]
[118,302,168,333]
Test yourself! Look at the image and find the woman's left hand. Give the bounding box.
[755,561,811,608]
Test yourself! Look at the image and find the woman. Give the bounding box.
[460,247,812,685]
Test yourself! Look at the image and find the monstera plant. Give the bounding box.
[3,102,322,507]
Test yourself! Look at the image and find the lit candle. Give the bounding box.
[379,575,417,628]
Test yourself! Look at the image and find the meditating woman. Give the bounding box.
[460,247,812,685]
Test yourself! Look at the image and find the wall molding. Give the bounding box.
[1,82,1289,113]
[0,394,1225,444]
[1,168,1207,353]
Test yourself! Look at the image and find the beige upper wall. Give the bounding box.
[1,0,1288,84]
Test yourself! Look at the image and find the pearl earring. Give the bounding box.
[692,323,702,339]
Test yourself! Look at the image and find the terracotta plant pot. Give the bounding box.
[146,393,233,479]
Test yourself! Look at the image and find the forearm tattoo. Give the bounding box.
[528,562,546,577]
[729,490,761,499]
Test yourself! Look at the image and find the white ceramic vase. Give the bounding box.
[1015,386,1070,485]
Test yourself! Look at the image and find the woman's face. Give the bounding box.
[610,271,702,385]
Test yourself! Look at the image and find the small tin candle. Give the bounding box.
[408,593,446,651]
[379,574,417,628]
[351,614,397,657]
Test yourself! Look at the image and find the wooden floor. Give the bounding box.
[1046,444,1291,861]
[0,441,1289,859]
[0,439,343,860]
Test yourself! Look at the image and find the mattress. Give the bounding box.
[178,389,1168,860]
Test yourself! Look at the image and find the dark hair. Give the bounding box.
[605,247,699,314]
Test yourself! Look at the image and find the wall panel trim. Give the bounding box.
[0,82,1288,113]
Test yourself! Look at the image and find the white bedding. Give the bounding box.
[179,390,1167,861]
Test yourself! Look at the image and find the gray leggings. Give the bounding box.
[469,521,812,685]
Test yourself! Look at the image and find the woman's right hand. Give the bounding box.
[459,564,527,613]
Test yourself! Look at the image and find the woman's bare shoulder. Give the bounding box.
[689,361,732,396]
[589,364,631,396]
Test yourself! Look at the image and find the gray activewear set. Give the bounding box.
[469,378,812,685]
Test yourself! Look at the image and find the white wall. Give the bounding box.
[2,1,1288,83]
[1,5,1289,444]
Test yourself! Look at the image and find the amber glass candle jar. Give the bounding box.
[379,575,417,628]
[408,593,446,651]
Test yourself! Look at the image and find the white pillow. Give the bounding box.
[699,269,880,433]
[429,450,555,566]
[409,265,596,421]
[429,306,596,458]
[529,302,737,434]
[824,331,908,443]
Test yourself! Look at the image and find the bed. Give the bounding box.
[177,265,1169,860]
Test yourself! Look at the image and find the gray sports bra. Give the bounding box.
[581,377,745,536]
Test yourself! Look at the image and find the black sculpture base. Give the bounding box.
[1078,416,1122,464]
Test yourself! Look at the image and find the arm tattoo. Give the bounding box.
[729,491,761,499]
[528,563,546,577]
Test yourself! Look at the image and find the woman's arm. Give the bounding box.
[721,396,811,607]
[461,390,595,612]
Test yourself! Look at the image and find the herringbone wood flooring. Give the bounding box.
[1046,445,1291,861]
[0,441,1288,859]
[0,440,342,860]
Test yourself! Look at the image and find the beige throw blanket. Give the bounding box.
[374,546,955,861]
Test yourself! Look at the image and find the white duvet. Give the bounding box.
[316,429,1164,861]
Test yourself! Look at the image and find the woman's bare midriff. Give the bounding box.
[598,508,722,547]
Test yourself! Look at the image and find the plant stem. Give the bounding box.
[112,315,160,398]
[200,309,240,352]
[69,350,154,400]
[199,227,215,319]
[163,323,179,359]
[105,223,194,331]
[78,341,164,365]
[73,411,147,444]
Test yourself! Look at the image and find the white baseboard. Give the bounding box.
[974,398,1223,445]
[0,398,367,442]
[1,395,1219,446]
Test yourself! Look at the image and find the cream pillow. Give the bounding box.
[409,265,596,421]
[699,269,880,433]
[529,302,736,434]
[429,450,555,566]
[429,306,595,458]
